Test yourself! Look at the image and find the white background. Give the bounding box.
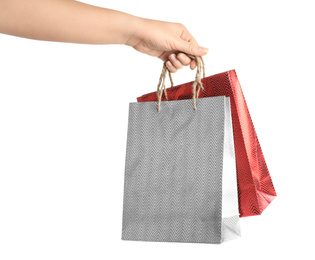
[0,0,314,259]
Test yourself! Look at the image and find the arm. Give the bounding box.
[0,0,208,71]
[0,0,137,44]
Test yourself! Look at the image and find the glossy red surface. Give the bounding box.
[137,70,277,217]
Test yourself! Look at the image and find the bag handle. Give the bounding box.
[157,54,205,112]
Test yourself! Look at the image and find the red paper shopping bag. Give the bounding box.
[137,69,276,217]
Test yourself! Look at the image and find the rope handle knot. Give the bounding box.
[157,54,205,112]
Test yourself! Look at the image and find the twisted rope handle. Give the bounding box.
[157,54,205,112]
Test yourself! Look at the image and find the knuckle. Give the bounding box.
[175,22,184,27]
[175,22,186,31]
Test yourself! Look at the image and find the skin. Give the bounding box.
[0,0,208,72]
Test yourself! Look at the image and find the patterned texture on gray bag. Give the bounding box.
[122,96,240,244]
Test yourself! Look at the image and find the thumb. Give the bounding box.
[175,38,209,56]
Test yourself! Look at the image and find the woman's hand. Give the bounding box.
[0,0,207,72]
[125,18,208,72]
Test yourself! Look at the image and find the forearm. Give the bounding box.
[0,0,139,44]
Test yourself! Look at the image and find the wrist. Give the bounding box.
[97,8,141,45]
[123,16,147,47]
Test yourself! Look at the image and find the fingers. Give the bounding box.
[165,60,177,73]
[177,53,191,66]
[177,53,197,70]
[174,23,208,57]
[165,53,197,72]
[175,33,208,57]
[177,38,208,57]
[190,60,197,70]
[166,54,182,73]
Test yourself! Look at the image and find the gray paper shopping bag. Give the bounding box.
[121,96,240,244]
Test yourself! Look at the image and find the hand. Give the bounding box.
[125,18,208,73]
[0,0,207,73]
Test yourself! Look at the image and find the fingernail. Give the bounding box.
[170,54,177,61]
[199,47,209,55]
